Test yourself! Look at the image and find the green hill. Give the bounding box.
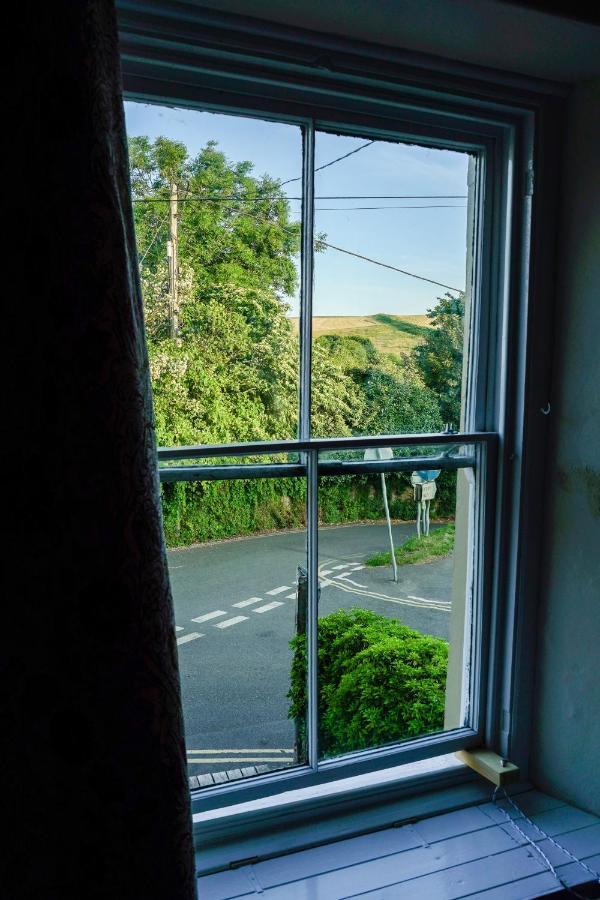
[290,314,431,356]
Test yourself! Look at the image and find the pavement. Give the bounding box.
[167,521,454,777]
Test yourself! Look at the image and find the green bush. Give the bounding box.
[288,608,448,758]
[160,470,457,547]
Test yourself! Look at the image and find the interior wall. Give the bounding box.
[530,79,600,815]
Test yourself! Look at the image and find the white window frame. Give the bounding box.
[117,0,561,840]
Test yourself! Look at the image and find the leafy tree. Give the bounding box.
[130,135,364,447]
[411,292,465,427]
[360,367,442,435]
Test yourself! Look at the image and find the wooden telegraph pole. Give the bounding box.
[167,181,178,339]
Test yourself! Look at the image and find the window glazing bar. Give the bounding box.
[159,463,305,483]
[299,121,315,441]
[319,454,476,476]
[306,448,319,771]
[158,431,497,461]
[157,454,476,483]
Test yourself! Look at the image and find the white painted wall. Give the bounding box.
[530,80,600,815]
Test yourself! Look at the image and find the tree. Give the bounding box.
[411,292,465,427]
[130,136,361,446]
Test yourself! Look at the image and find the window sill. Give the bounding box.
[193,754,523,875]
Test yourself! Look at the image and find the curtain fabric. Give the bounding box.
[3,3,196,897]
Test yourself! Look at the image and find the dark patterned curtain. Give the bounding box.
[3,3,196,898]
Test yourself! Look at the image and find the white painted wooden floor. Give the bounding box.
[196,789,600,899]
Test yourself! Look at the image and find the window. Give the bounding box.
[118,2,556,824]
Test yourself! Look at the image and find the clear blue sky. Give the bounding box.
[125,101,469,317]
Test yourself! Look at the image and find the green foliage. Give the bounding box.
[288,609,448,757]
[411,292,465,427]
[367,524,455,567]
[160,473,456,547]
[161,478,307,545]
[129,135,463,545]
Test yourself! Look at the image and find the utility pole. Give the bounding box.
[167,181,178,339]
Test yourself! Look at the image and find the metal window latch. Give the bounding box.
[541,402,551,416]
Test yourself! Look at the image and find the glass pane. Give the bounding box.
[311,130,471,439]
[125,102,302,445]
[315,450,473,759]
[158,451,302,470]
[166,473,308,784]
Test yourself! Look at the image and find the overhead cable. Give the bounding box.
[320,241,463,293]
[279,140,376,186]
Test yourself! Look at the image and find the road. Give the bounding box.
[167,522,454,777]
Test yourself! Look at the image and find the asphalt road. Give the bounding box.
[167,522,454,777]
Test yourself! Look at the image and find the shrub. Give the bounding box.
[288,608,448,758]
[160,470,457,548]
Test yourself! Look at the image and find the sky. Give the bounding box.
[125,101,469,317]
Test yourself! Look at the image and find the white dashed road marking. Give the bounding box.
[192,610,227,623]
[319,569,333,577]
[285,593,297,599]
[233,597,264,608]
[177,632,204,645]
[214,616,248,628]
[253,601,284,613]
[330,564,351,570]
[266,585,291,595]
[175,626,184,632]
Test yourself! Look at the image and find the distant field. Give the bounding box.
[290,314,431,356]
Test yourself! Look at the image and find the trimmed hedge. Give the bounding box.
[288,608,448,758]
[160,470,457,547]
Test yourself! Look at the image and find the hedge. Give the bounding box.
[160,470,457,547]
[288,608,448,759]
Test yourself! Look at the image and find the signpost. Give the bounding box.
[364,448,397,583]
[411,470,440,537]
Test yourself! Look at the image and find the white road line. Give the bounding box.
[253,601,284,613]
[321,577,451,611]
[319,569,334,577]
[175,626,184,632]
[266,585,291,595]
[330,563,352,570]
[408,594,451,606]
[192,610,227,623]
[348,564,365,571]
[285,593,297,599]
[177,632,204,645]
[334,575,368,588]
[214,616,248,628]
[233,597,263,608]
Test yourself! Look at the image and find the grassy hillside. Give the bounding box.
[290,314,431,356]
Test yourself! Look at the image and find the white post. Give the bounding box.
[380,473,398,583]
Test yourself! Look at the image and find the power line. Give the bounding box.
[132,194,467,203]
[280,140,375,186]
[138,194,464,295]
[315,204,466,211]
[320,241,463,293]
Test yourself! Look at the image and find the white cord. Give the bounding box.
[492,786,600,899]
